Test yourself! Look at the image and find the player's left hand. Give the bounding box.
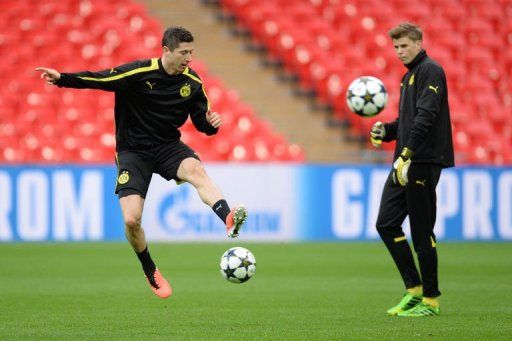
[206,111,222,128]
[392,147,414,186]
[370,121,385,148]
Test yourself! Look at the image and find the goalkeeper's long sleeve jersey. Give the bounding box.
[55,58,217,151]
[383,50,454,168]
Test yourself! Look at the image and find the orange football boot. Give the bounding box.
[226,204,248,238]
[145,269,172,298]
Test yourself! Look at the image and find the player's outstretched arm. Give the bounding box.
[35,67,61,85]
[37,62,134,91]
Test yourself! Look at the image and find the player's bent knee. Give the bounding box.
[180,158,206,180]
[124,215,142,231]
[375,224,386,235]
[376,224,400,238]
[376,228,388,239]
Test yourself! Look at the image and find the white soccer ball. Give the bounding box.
[346,76,388,117]
[219,247,256,284]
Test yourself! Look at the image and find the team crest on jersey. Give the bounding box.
[118,171,130,185]
[180,83,191,97]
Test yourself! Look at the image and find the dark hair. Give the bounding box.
[388,22,423,41]
[162,26,194,50]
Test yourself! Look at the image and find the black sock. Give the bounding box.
[212,199,231,223]
[136,246,156,276]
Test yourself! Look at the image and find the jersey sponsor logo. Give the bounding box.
[428,85,439,94]
[415,179,426,186]
[180,83,191,97]
[408,74,415,85]
[117,171,130,185]
[146,81,156,90]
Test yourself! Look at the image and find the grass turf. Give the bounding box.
[1,242,511,340]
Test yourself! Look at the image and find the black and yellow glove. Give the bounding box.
[392,147,414,186]
[370,121,385,148]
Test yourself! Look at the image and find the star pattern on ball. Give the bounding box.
[224,264,236,278]
[220,247,257,284]
[346,76,388,117]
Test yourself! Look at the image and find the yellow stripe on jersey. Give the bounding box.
[394,236,407,242]
[201,84,211,111]
[78,58,159,82]
[114,153,120,190]
[182,67,209,111]
[430,236,436,248]
[182,67,202,84]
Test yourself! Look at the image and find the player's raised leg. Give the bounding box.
[177,157,247,237]
[119,193,172,298]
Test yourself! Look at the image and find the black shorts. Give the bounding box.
[114,141,200,198]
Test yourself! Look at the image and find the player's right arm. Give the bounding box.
[35,59,155,92]
[383,118,398,141]
[370,118,398,147]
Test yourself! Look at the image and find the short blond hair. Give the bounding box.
[388,23,423,41]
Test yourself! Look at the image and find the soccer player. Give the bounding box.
[370,23,454,316]
[35,27,248,299]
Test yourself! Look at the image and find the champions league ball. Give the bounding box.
[220,247,256,283]
[346,76,388,117]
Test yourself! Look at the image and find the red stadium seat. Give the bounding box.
[433,31,466,58]
[433,2,466,22]
[400,3,431,24]
[464,47,494,73]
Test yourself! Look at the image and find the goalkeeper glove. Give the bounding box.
[370,121,385,148]
[392,147,414,186]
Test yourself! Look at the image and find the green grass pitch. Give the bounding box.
[1,242,511,339]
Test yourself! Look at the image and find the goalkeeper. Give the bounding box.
[370,23,454,317]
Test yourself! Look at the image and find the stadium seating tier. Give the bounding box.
[1,0,304,163]
[221,0,511,165]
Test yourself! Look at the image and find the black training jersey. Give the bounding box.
[383,50,454,168]
[55,58,218,151]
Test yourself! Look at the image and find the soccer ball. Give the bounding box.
[346,76,388,117]
[219,247,256,283]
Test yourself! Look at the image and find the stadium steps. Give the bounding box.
[142,0,364,163]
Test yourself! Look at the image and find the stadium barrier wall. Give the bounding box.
[0,165,511,242]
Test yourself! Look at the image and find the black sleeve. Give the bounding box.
[406,64,445,151]
[189,85,218,136]
[54,59,155,92]
[383,118,399,141]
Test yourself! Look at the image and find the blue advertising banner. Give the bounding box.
[297,166,512,241]
[0,166,123,241]
[0,164,511,242]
